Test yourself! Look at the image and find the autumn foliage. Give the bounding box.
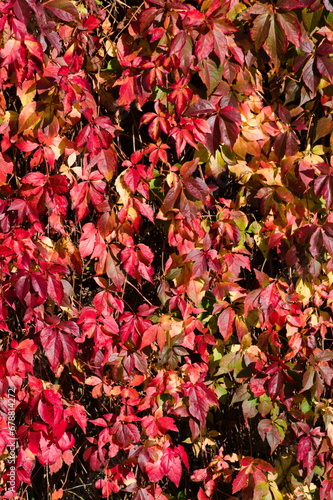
[2,0,333,498]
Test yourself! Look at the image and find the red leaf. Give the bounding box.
[232,469,249,493]
[297,436,315,474]
[72,404,87,433]
[40,326,78,372]
[274,130,299,158]
[140,325,158,350]
[112,421,140,447]
[95,148,118,182]
[323,232,333,256]
[188,385,209,426]
[276,12,300,47]
[212,24,228,65]
[161,448,182,487]
[258,419,283,453]
[105,252,125,291]
[79,223,98,258]
[218,307,235,342]
[206,107,241,151]
[82,15,101,30]
[15,275,30,303]
[198,488,210,500]
[184,177,209,203]
[187,384,217,426]
[158,417,178,434]
[71,182,89,221]
[195,32,214,60]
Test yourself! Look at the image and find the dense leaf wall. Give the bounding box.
[1,0,333,499]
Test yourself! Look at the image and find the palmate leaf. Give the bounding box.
[112,421,140,448]
[40,325,78,372]
[273,130,299,159]
[206,107,241,153]
[258,418,285,453]
[250,9,300,66]
[5,0,333,494]
[184,100,241,152]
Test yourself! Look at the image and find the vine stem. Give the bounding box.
[125,279,154,306]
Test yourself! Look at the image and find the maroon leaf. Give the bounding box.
[303,59,319,93]
[314,172,333,207]
[45,0,79,21]
[317,56,333,82]
[112,422,140,447]
[184,100,216,116]
[217,106,241,149]
[309,227,323,259]
[273,130,299,158]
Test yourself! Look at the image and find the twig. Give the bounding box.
[126,279,154,306]
[114,3,144,41]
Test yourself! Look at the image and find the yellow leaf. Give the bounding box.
[166,171,177,187]
[104,39,117,57]
[115,172,131,204]
[303,151,323,165]
[270,485,283,500]
[17,79,36,106]
[73,358,84,373]
[296,279,313,306]
[229,161,253,181]
[127,206,138,220]
[312,145,326,155]
[67,152,77,167]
